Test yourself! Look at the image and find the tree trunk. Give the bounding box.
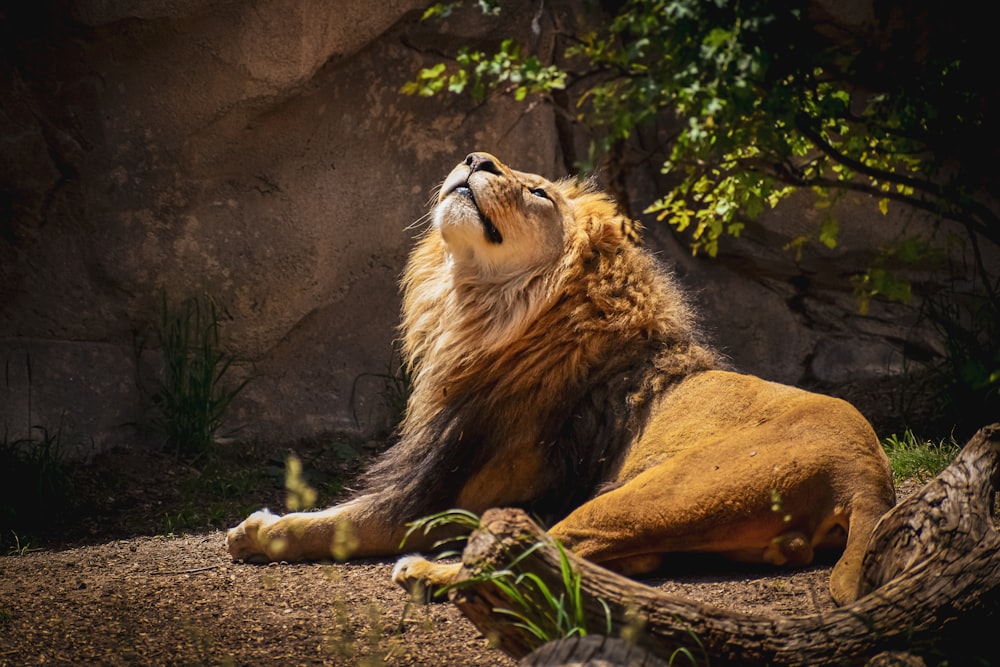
[448,424,1000,666]
[520,636,670,667]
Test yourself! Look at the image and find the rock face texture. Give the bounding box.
[0,1,985,454]
[1,1,568,451]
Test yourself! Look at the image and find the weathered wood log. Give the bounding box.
[448,424,1000,666]
[521,635,670,667]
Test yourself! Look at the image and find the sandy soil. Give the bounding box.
[0,529,843,666]
[0,442,911,666]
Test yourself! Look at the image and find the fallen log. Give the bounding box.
[448,424,1000,666]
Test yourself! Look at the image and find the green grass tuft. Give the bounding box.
[882,429,960,482]
[136,291,250,459]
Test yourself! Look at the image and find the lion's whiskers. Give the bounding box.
[404,210,433,232]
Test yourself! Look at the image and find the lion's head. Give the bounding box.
[432,153,643,279]
[401,153,651,370]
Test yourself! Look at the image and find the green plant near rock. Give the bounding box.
[480,540,611,644]
[136,292,250,459]
[881,429,960,482]
[5,531,41,556]
[1,352,77,550]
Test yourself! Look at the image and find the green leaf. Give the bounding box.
[819,216,839,249]
[420,63,447,79]
[448,69,468,94]
[421,2,457,21]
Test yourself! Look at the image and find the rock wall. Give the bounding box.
[1,0,565,452]
[0,1,978,455]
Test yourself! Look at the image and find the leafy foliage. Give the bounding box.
[402,508,481,553]
[476,541,611,644]
[407,0,996,254]
[403,38,566,102]
[405,0,998,432]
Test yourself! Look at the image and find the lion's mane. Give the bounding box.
[357,181,721,523]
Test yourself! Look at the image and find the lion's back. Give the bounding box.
[615,370,890,493]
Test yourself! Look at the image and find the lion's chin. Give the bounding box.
[436,194,503,248]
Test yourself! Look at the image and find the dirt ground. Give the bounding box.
[0,532,845,666]
[0,442,905,666]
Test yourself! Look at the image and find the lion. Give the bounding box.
[227,151,895,605]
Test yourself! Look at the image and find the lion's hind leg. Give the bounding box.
[547,460,893,606]
[547,474,785,578]
[761,530,814,567]
[828,492,895,605]
[594,552,665,577]
[544,456,835,582]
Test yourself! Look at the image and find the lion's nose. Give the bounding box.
[465,152,501,175]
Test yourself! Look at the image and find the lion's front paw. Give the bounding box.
[392,555,435,601]
[226,509,279,563]
[392,555,463,602]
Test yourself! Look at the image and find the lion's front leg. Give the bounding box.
[392,555,464,601]
[226,508,283,563]
[226,495,407,563]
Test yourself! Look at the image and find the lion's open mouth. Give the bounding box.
[451,184,503,244]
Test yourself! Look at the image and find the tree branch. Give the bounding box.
[794,116,1000,246]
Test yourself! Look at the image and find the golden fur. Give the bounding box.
[227,152,895,604]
